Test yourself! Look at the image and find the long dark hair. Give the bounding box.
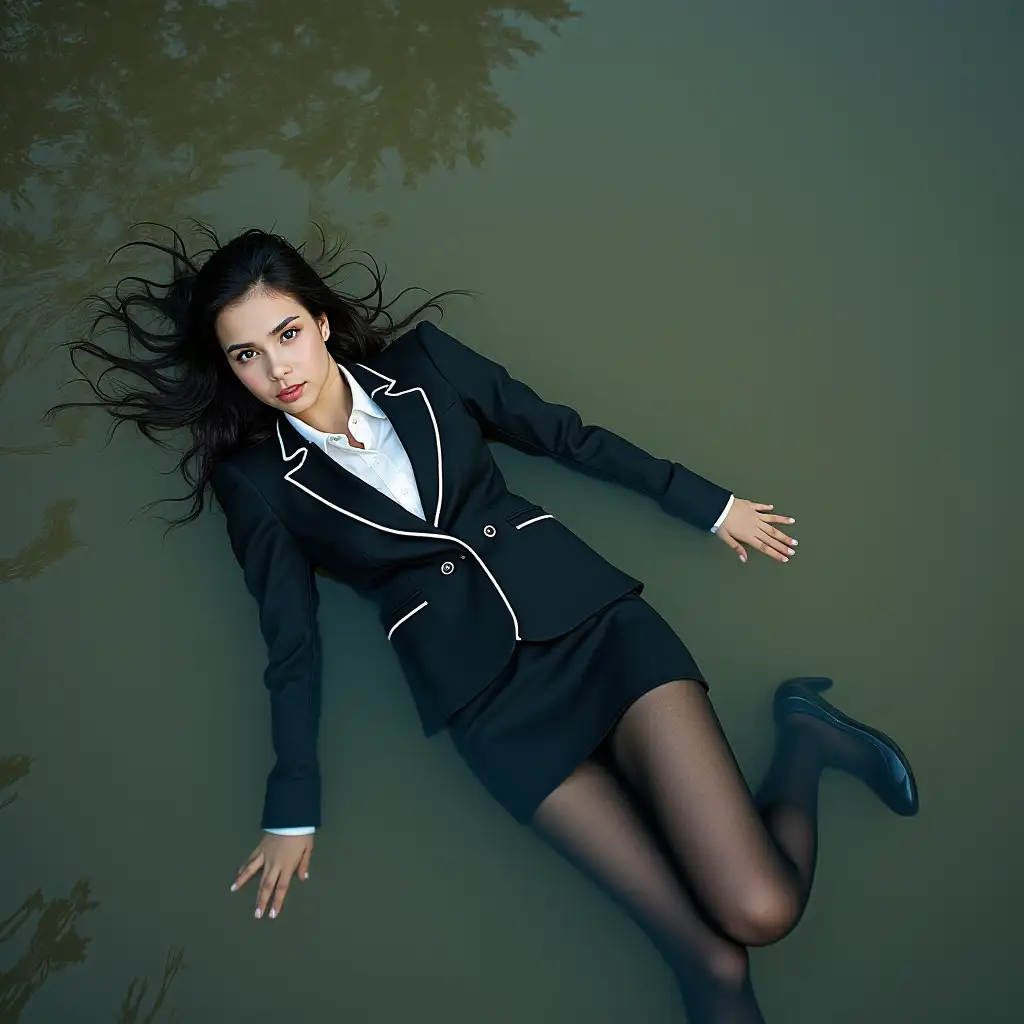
[47,222,465,530]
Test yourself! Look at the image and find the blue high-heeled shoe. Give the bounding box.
[773,676,920,817]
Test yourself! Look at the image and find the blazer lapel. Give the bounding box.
[275,415,429,535]
[345,360,444,528]
[276,359,445,533]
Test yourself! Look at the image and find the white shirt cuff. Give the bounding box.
[709,494,735,534]
[264,826,316,835]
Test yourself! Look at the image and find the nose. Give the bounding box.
[266,351,292,382]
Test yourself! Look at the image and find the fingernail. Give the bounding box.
[303,872,309,879]
[787,548,794,556]
[791,539,798,546]
[255,908,262,919]
[789,518,795,523]
[783,556,789,562]
[269,908,277,919]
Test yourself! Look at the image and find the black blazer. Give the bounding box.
[211,322,732,828]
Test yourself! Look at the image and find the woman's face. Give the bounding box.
[216,287,333,414]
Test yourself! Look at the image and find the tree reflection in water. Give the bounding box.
[0,0,580,281]
[115,949,186,1024]
[0,756,186,1021]
[0,499,81,585]
[0,880,101,1022]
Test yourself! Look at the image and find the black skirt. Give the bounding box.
[445,591,709,825]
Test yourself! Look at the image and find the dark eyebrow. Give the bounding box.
[225,316,300,354]
[268,315,300,336]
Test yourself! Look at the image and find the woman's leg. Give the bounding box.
[530,755,767,1024]
[606,679,829,948]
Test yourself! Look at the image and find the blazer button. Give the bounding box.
[440,560,455,575]
[483,524,496,538]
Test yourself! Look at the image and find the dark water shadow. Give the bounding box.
[0,499,82,586]
[114,949,186,1024]
[0,754,33,814]
[0,880,100,1022]
[0,409,88,458]
[0,755,186,1022]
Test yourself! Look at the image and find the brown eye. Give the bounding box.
[236,350,256,363]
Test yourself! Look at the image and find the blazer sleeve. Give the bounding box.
[211,460,323,830]
[415,321,734,532]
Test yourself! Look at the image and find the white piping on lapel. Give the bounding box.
[354,362,444,529]
[275,419,522,641]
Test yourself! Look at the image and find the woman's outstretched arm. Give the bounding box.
[415,321,734,533]
[211,460,323,831]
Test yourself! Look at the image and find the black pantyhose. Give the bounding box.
[530,754,766,1023]
[529,678,869,1023]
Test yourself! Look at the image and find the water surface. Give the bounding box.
[1,1,1020,1020]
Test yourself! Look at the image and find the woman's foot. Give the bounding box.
[773,677,919,816]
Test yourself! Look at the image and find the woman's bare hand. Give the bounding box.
[716,499,799,565]
[229,833,314,920]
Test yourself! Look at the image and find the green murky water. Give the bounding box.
[1,2,1020,1020]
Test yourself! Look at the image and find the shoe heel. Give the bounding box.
[788,676,834,695]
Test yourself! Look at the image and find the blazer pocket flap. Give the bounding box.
[506,505,555,530]
[385,587,425,618]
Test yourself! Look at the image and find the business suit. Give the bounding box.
[211,321,733,829]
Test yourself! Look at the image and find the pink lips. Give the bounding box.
[277,383,305,403]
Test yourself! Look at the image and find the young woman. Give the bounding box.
[53,225,918,1023]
